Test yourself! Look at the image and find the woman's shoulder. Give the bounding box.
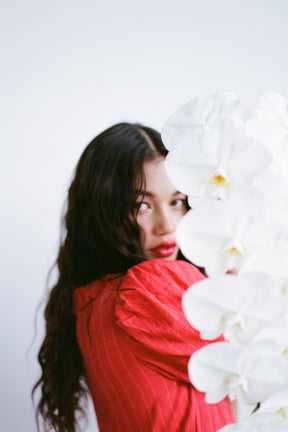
[130,259,194,271]
[127,258,204,278]
[115,259,205,348]
[122,259,205,295]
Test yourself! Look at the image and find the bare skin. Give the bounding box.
[136,157,187,261]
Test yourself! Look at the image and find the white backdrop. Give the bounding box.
[1,0,288,431]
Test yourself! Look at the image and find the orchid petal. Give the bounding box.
[253,313,288,356]
[247,92,288,176]
[162,92,251,151]
[182,273,287,344]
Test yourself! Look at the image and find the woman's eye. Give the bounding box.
[171,198,186,208]
[136,202,149,212]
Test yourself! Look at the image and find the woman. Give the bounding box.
[33,122,234,432]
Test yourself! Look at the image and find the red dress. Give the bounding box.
[73,259,234,432]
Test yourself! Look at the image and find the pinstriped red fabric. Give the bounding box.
[73,260,234,431]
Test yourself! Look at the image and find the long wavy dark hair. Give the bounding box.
[32,122,169,432]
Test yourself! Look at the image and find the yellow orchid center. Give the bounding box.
[278,407,288,419]
[222,317,242,328]
[225,247,242,257]
[224,373,248,401]
[221,239,244,271]
[281,280,288,296]
[207,174,228,186]
[222,311,245,332]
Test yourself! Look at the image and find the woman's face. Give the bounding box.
[136,157,187,260]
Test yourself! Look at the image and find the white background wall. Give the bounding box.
[1,1,288,430]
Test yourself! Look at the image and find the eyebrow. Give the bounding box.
[134,190,184,198]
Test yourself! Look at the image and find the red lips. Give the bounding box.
[150,242,177,258]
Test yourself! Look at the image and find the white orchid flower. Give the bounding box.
[217,412,288,431]
[162,92,251,151]
[256,387,288,419]
[188,340,288,405]
[177,192,282,276]
[164,115,272,207]
[182,273,288,345]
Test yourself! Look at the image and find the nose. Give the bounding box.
[153,207,176,236]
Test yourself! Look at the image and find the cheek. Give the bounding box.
[175,208,187,225]
[136,217,150,243]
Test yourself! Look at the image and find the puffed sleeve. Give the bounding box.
[115,259,223,384]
